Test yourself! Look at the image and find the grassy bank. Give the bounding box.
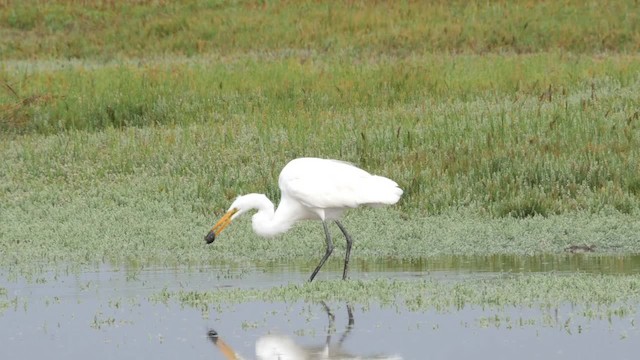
[2,66,640,216]
[2,1,640,217]
[3,192,640,272]
[2,1,640,272]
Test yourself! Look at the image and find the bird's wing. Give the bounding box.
[279,158,402,209]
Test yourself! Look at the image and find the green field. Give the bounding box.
[2,0,640,271]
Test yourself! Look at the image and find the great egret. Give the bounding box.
[205,157,403,282]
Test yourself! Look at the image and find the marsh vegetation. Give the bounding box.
[2,1,640,357]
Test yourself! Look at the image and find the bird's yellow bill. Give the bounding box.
[211,208,238,236]
[205,208,238,244]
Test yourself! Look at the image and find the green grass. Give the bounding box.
[1,0,639,59]
[151,274,640,317]
[149,274,640,335]
[2,62,640,216]
[3,190,640,273]
[2,1,640,273]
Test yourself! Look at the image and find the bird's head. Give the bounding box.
[204,195,259,244]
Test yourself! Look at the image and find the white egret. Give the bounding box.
[205,157,403,282]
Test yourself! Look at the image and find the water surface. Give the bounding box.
[2,254,640,359]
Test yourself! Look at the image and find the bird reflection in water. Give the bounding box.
[207,302,402,360]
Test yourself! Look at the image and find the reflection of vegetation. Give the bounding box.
[256,254,640,276]
[0,287,10,314]
[90,311,132,330]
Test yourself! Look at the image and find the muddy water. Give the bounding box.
[2,254,640,359]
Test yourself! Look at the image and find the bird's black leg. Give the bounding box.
[334,220,353,280]
[309,221,334,282]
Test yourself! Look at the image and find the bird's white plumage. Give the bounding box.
[222,157,403,234]
[279,157,403,211]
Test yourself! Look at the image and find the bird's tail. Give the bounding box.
[361,175,403,207]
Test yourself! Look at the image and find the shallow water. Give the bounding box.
[2,254,640,359]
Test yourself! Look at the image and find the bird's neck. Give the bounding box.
[250,196,295,238]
